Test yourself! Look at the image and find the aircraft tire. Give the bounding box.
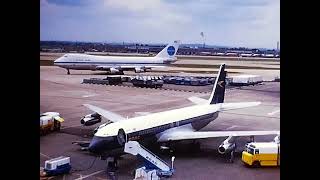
[252,161,260,168]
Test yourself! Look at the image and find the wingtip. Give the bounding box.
[83,104,91,108]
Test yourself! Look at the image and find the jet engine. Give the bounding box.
[80,113,102,126]
[134,67,145,73]
[96,66,110,70]
[274,135,280,143]
[218,136,236,154]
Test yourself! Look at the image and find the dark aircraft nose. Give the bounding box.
[88,136,103,153]
[88,136,115,154]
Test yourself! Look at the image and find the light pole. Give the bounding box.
[200,32,205,48]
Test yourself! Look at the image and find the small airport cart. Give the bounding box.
[44,156,71,176]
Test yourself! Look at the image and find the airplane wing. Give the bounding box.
[83,104,125,122]
[188,96,207,104]
[187,97,261,111]
[120,65,167,69]
[95,65,113,70]
[219,102,261,111]
[157,130,279,142]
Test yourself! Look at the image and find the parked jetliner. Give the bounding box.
[83,64,279,158]
[54,41,180,74]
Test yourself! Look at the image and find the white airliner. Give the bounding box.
[83,64,279,158]
[54,41,180,74]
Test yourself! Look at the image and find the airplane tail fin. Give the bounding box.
[208,64,227,104]
[155,40,180,58]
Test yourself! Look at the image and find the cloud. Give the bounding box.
[46,0,90,6]
[40,0,279,48]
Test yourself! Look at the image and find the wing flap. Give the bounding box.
[83,104,125,122]
[120,65,166,69]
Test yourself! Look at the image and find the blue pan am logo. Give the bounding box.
[167,46,175,56]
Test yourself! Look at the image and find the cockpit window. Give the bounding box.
[246,147,254,154]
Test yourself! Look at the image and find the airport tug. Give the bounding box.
[242,135,280,167]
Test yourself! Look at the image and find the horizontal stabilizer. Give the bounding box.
[188,96,208,104]
[83,104,125,122]
[135,112,151,116]
[219,102,261,111]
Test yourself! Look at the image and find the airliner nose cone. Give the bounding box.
[88,136,102,153]
[88,136,113,154]
[53,58,60,65]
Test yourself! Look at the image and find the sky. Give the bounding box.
[40,0,280,49]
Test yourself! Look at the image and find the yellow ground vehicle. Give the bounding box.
[242,141,280,167]
[40,112,64,135]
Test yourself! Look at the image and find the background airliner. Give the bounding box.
[82,64,279,158]
[54,41,180,74]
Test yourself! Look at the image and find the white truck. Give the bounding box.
[230,75,263,86]
[44,156,71,176]
[40,112,64,135]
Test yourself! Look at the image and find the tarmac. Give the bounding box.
[40,66,280,180]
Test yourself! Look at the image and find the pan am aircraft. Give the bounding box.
[54,41,180,74]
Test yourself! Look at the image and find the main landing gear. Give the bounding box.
[228,148,235,163]
[67,69,70,75]
[100,156,118,180]
[106,156,118,172]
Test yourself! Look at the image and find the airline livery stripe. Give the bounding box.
[128,113,214,137]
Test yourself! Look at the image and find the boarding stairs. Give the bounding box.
[124,141,174,177]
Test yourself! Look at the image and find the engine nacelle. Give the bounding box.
[110,67,120,73]
[218,143,236,154]
[134,67,145,73]
[218,136,236,154]
[274,135,280,143]
[80,113,102,126]
[96,66,110,71]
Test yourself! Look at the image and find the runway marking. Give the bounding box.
[82,94,97,98]
[268,109,280,116]
[40,152,51,159]
[60,124,82,130]
[74,170,104,180]
[225,125,239,130]
[96,177,108,180]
